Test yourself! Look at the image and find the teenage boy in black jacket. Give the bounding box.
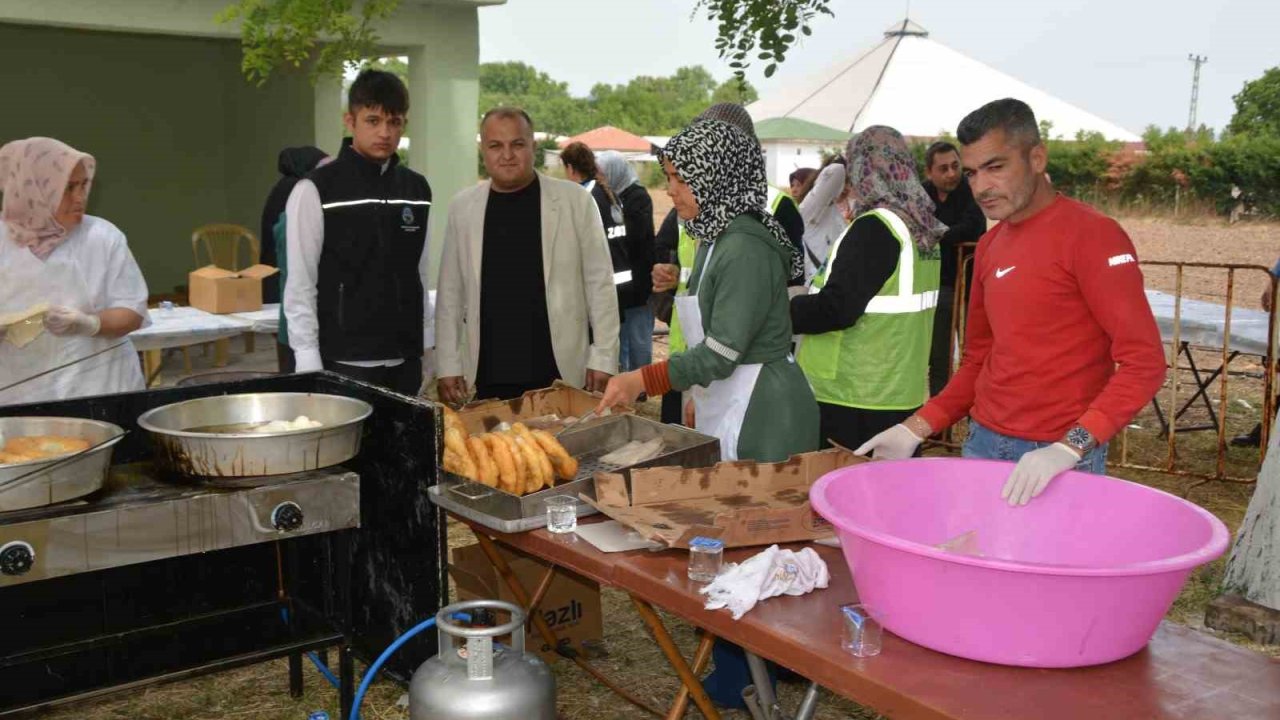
[284,70,434,395]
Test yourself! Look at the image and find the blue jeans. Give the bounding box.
[963,419,1108,474]
[619,305,654,372]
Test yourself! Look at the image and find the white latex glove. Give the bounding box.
[294,348,324,373]
[1002,443,1080,506]
[854,423,923,460]
[43,306,100,337]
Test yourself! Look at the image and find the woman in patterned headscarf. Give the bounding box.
[597,118,818,465]
[791,125,947,451]
[0,137,149,405]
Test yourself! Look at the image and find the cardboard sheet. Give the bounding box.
[585,447,865,549]
[457,381,633,434]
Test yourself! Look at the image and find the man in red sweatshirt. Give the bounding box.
[856,98,1166,506]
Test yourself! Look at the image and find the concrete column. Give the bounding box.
[405,5,480,289]
[313,71,345,156]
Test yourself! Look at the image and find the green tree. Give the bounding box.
[217,0,399,84]
[219,0,833,84]
[479,62,590,136]
[583,66,758,135]
[358,55,407,79]
[1227,67,1280,138]
[1044,131,1122,201]
[696,0,834,79]
[711,77,759,106]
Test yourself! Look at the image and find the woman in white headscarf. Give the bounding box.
[0,137,149,406]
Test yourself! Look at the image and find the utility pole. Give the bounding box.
[1187,54,1208,132]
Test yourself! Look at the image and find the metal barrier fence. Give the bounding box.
[942,245,1276,485]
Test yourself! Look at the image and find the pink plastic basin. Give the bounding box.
[809,458,1229,668]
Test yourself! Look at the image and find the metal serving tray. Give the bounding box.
[429,414,720,533]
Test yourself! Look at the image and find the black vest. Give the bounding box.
[588,182,633,313]
[310,142,431,361]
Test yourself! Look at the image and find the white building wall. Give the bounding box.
[764,140,840,188]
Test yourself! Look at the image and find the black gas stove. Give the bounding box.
[0,373,444,718]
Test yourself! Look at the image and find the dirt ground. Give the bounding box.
[47,205,1280,720]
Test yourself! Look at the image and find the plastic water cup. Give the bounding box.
[545,496,578,534]
[159,300,175,312]
[841,603,883,657]
[687,536,724,583]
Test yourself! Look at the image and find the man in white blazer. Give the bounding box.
[436,107,620,403]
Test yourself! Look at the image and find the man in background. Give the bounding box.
[922,140,986,395]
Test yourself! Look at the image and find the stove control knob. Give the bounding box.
[272,502,304,532]
[0,541,35,576]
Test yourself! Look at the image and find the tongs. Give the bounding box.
[0,341,128,395]
[555,408,601,437]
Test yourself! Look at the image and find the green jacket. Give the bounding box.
[668,214,819,462]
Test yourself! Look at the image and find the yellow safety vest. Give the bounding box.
[796,208,941,410]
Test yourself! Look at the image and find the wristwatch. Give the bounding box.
[1061,425,1097,457]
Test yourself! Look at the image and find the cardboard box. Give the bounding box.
[456,380,633,435]
[585,447,866,549]
[450,542,603,663]
[188,264,278,314]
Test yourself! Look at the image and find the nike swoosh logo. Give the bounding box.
[995,266,1016,278]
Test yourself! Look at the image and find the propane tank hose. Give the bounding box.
[279,607,341,689]
[349,612,470,720]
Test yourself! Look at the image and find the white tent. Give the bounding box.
[747,19,1140,143]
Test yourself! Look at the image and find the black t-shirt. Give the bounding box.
[477,176,560,392]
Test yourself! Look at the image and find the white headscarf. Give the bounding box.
[596,151,640,197]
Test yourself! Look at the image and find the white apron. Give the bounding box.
[0,239,144,406]
[674,243,764,461]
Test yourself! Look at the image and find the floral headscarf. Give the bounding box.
[845,126,946,253]
[659,119,805,280]
[0,137,96,260]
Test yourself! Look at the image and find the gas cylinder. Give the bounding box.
[409,599,556,720]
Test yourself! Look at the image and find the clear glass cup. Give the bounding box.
[544,496,578,534]
[841,603,883,657]
[687,536,724,583]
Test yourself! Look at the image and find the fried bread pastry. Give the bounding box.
[512,424,556,490]
[3,435,91,459]
[483,433,520,495]
[509,434,548,494]
[530,429,579,481]
[466,436,498,488]
[494,433,528,493]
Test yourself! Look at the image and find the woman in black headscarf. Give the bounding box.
[597,118,817,462]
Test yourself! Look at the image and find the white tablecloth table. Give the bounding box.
[130,306,255,352]
[1144,290,1275,436]
[230,303,280,336]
